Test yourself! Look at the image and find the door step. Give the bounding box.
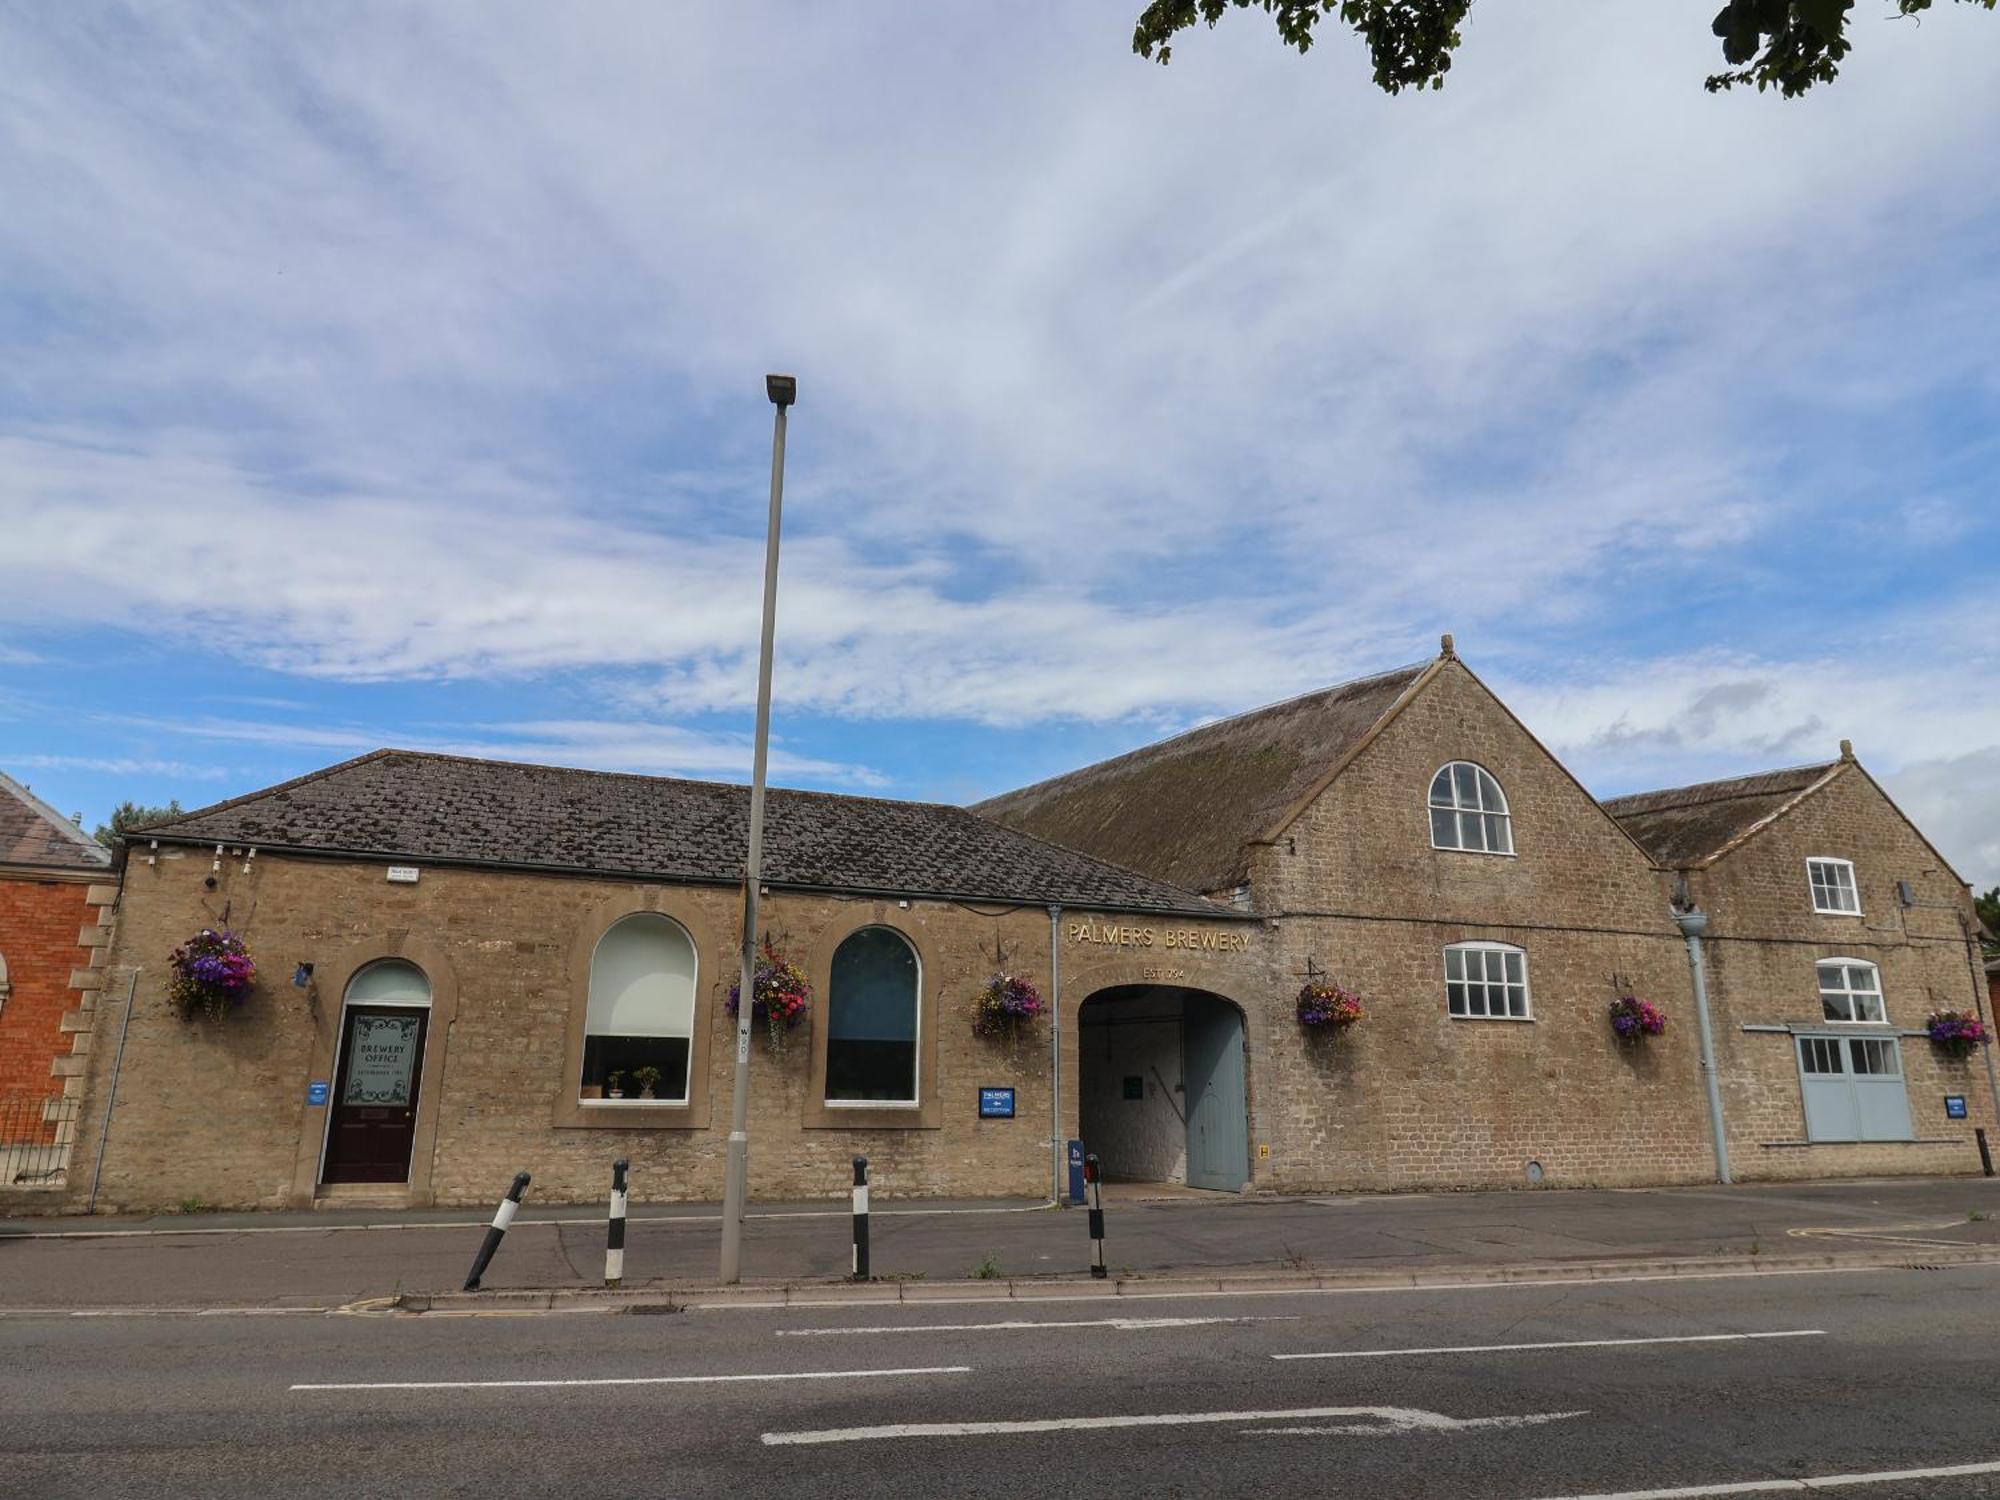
[313,1184,412,1210]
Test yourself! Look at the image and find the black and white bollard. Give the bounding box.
[1085,1152,1107,1280]
[605,1157,630,1287]
[463,1170,531,1291]
[1979,1128,1994,1179]
[851,1155,870,1281]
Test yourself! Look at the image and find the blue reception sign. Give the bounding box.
[978,1087,1016,1119]
[1067,1139,1087,1205]
[306,1079,330,1107]
[1946,1095,1969,1120]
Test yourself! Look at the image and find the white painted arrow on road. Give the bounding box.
[762,1404,1588,1446]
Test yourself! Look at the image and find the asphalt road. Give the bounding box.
[6,1263,2000,1498]
[7,1176,2000,1309]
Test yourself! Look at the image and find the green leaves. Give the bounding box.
[1133,0,1992,98]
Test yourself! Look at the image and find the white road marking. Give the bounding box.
[1273,1330,1824,1362]
[777,1314,1298,1337]
[761,1403,1588,1446]
[708,1259,1999,1312]
[1253,1411,1587,1437]
[291,1364,968,1392]
[1521,1456,2000,1499]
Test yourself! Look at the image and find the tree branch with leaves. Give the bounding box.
[1131,1,1994,98]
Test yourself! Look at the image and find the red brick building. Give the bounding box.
[0,771,114,1194]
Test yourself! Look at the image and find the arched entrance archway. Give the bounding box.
[1078,984,1249,1191]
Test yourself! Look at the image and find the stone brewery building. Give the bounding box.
[52,641,1999,1213]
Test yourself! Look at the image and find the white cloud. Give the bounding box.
[0,3,1994,855]
[5,754,228,780]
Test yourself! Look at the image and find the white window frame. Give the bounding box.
[1443,941,1532,1022]
[824,926,923,1110]
[1815,956,1887,1025]
[580,912,699,1109]
[1428,761,1516,856]
[1806,857,1862,916]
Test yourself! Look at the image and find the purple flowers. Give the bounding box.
[1927,1011,1990,1058]
[726,940,812,1052]
[1296,980,1364,1032]
[973,973,1045,1039]
[1609,995,1665,1042]
[168,929,256,1022]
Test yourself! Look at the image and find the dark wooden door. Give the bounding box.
[322,1005,428,1184]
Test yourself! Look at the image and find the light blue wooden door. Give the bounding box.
[1184,994,1248,1191]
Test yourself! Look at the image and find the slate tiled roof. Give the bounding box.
[0,770,112,872]
[974,663,1431,894]
[1603,762,1841,868]
[134,750,1232,918]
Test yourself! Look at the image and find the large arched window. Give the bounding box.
[826,926,920,1105]
[582,913,698,1103]
[1429,761,1514,854]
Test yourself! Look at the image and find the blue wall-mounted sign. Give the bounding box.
[1945,1094,1968,1120]
[1067,1139,1086,1205]
[978,1087,1016,1119]
[306,1080,330,1107]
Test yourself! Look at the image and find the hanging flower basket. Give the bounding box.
[1609,995,1665,1044]
[168,928,257,1022]
[727,939,812,1054]
[1926,1010,1991,1059]
[1296,980,1364,1033]
[972,973,1045,1040]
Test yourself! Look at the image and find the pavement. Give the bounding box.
[7,1260,2000,1497]
[4,1174,2000,1312]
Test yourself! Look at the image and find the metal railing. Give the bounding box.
[0,1091,79,1189]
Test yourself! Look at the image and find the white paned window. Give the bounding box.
[1428,762,1514,854]
[1807,858,1861,915]
[582,913,698,1103]
[1816,958,1886,1024]
[1444,942,1531,1020]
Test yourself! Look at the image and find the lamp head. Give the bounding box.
[765,373,797,408]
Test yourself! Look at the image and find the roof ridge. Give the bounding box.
[1602,758,1840,810]
[0,769,110,862]
[975,659,1429,809]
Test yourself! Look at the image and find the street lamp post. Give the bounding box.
[719,372,796,1285]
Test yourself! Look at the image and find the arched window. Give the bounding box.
[1816,958,1886,1024]
[1429,762,1513,854]
[582,913,698,1103]
[826,927,920,1105]
[1444,941,1531,1020]
[345,958,431,1008]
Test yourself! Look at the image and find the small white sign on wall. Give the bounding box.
[386,866,420,884]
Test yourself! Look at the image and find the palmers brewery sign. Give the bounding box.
[1065,921,1251,953]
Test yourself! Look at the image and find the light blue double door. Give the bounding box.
[1183,992,1249,1191]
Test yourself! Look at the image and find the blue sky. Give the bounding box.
[3,4,1998,884]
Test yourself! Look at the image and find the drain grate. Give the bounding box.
[1903,1263,1946,1272]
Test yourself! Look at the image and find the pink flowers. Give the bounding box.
[727,939,812,1051]
[1927,1010,1991,1058]
[168,929,256,1022]
[973,973,1045,1039]
[1297,980,1364,1033]
[1609,995,1665,1042]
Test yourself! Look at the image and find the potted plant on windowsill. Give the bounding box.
[605,1071,625,1100]
[631,1065,663,1101]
